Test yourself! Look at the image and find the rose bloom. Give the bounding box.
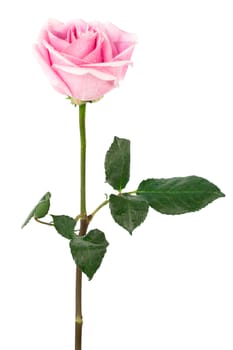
[34,19,136,101]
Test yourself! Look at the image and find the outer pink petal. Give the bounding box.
[103,22,137,56]
[79,61,131,82]
[33,44,71,96]
[52,65,117,100]
[42,40,75,67]
[112,45,136,79]
[103,22,137,43]
[60,52,91,66]
[47,19,68,40]
[53,64,116,80]
[113,44,136,61]
[82,60,132,67]
[38,19,63,43]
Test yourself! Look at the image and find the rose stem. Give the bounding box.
[75,103,89,350]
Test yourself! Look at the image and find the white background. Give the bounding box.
[0,0,232,349]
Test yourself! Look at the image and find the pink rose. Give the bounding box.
[34,19,136,101]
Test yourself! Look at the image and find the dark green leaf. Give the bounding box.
[105,136,130,191]
[109,194,149,234]
[21,192,51,228]
[70,229,109,280]
[51,215,76,240]
[137,176,225,215]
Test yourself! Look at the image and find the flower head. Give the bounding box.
[34,19,137,101]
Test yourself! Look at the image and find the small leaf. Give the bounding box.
[137,176,225,215]
[105,136,130,191]
[109,194,149,234]
[51,215,76,240]
[70,229,109,280]
[21,192,51,228]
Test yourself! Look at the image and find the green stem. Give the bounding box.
[75,103,89,350]
[79,103,87,217]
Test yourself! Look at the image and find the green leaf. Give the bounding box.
[105,136,130,191]
[21,192,51,228]
[109,194,149,234]
[137,176,225,215]
[51,215,76,240]
[70,229,109,280]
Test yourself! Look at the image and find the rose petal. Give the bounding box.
[37,19,63,42]
[113,44,136,61]
[47,31,70,52]
[103,22,137,57]
[42,40,75,66]
[47,19,68,40]
[65,19,89,39]
[103,22,137,45]
[33,44,71,95]
[79,34,104,63]
[81,60,131,67]
[63,32,98,58]
[61,52,91,65]
[100,32,113,61]
[53,64,116,81]
[79,58,132,83]
[52,68,117,100]
[87,21,115,59]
